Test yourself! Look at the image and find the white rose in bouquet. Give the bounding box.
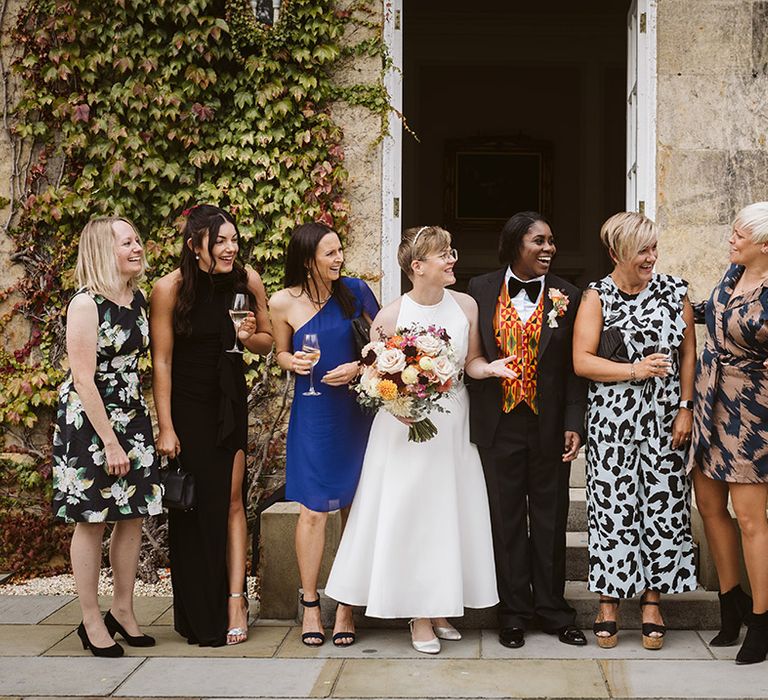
[415,333,443,356]
[377,348,407,374]
[401,366,419,385]
[432,355,457,384]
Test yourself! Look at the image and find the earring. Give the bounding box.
[195,254,200,260]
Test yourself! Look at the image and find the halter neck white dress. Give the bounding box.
[325,291,499,618]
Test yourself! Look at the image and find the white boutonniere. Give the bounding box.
[546,288,569,328]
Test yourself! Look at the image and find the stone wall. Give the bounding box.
[330,1,385,292]
[656,0,768,300]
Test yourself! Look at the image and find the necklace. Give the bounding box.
[304,289,332,308]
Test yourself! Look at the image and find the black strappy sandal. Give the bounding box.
[332,603,356,647]
[300,595,326,646]
[593,597,620,649]
[640,595,666,650]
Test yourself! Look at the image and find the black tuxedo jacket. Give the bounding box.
[466,269,587,457]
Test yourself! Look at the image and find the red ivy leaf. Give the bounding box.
[72,103,90,123]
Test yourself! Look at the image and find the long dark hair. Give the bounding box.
[284,222,356,318]
[498,211,551,266]
[174,204,252,335]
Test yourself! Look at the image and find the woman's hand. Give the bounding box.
[633,352,672,380]
[485,355,518,380]
[322,361,360,386]
[290,351,314,375]
[237,311,257,342]
[671,409,693,450]
[562,431,582,462]
[157,428,181,459]
[104,441,131,477]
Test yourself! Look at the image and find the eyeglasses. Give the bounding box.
[421,248,458,263]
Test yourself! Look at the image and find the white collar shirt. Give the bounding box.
[504,267,545,325]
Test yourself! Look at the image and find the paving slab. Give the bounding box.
[0,656,144,695]
[0,624,71,656]
[601,658,768,698]
[697,631,741,660]
[277,627,480,659]
[114,658,338,697]
[45,625,290,658]
[480,629,713,660]
[332,658,608,698]
[41,596,172,626]
[0,596,74,625]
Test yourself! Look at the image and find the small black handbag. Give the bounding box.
[351,315,372,358]
[597,326,630,363]
[160,457,196,511]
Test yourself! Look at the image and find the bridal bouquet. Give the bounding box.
[353,323,461,442]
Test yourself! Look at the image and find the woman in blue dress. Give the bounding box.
[269,222,379,648]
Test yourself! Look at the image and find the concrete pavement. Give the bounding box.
[1,594,767,699]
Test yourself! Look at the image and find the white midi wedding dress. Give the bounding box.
[325,291,499,618]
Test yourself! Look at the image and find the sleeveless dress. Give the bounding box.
[325,291,499,618]
[285,276,379,512]
[585,274,696,597]
[52,290,162,523]
[168,270,248,647]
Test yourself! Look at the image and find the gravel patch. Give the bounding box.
[1,569,259,598]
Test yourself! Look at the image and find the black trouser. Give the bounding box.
[478,403,575,631]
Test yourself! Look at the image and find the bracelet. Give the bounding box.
[630,363,636,381]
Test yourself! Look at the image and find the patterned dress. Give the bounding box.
[689,264,768,483]
[585,274,696,597]
[52,290,162,523]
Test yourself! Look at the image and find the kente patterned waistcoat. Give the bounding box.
[494,284,544,414]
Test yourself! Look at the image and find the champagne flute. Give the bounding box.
[226,293,248,354]
[301,333,321,396]
[654,342,672,376]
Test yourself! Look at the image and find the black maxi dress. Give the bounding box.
[168,270,248,647]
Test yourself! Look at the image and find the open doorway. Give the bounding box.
[400,0,630,291]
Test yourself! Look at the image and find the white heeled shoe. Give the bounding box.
[432,621,462,641]
[409,619,441,655]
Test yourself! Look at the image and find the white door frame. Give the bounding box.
[626,0,658,220]
[381,2,657,294]
[380,0,403,304]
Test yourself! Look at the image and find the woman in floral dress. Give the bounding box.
[52,217,162,657]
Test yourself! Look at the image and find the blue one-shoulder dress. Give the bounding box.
[285,276,379,512]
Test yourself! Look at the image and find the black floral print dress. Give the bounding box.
[52,290,162,523]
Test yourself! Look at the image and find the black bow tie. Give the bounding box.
[508,278,542,303]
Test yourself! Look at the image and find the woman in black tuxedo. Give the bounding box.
[467,211,587,649]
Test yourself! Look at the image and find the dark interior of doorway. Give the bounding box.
[402,0,630,291]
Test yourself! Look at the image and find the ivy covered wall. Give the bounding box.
[0,0,388,575]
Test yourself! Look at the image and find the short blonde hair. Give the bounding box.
[398,226,452,279]
[599,212,657,264]
[734,202,768,245]
[75,217,145,297]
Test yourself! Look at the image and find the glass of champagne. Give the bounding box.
[227,294,248,354]
[301,333,321,396]
[654,342,672,375]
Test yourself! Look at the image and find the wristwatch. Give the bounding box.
[679,400,693,410]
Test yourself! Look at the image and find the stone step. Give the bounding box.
[296,581,720,630]
[566,531,588,581]
[570,455,585,488]
[567,487,586,531]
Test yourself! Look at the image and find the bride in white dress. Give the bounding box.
[325,226,515,654]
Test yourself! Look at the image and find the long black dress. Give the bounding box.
[168,271,248,647]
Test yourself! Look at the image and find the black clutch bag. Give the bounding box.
[597,326,630,363]
[351,315,371,358]
[160,457,196,511]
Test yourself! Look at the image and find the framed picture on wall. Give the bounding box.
[444,136,552,231]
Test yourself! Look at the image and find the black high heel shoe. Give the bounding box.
[77,621,124,657]
[593,597,620,649]
[300,594,326,646]
[710,584,752,647]
[104,610,156,647]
